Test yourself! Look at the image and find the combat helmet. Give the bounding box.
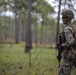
[61,9,74,19]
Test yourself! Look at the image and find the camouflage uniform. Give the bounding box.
[58,10,75,75]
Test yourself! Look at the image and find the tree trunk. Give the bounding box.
[34,15,38,46]
[25,0,32,53]
[40,15,44,44]
[4,0,7,39]
[22,21,25,42]
[55,0,61,48]
[14,0,19,44]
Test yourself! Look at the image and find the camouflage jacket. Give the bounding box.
[62,22,75,47]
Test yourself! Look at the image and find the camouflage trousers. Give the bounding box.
[58,58,73,75]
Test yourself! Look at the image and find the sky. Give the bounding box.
[3,11,14,17]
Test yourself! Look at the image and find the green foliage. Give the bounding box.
[0,0,56,45]
[32,0,55,14]
[0,45,76,75]
[0,1,4,6]
[0,46,57,75]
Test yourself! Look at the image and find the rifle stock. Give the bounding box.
[57,43,62,67]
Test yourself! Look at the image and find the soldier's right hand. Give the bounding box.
[57,54,62,61]
[57,42,60,49]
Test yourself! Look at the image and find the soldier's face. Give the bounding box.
[62,16,68,24]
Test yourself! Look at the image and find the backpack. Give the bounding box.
[71,21,76,48]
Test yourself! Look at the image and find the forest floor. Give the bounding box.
[0,44,76,75]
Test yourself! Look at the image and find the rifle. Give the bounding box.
[57,33,65,67]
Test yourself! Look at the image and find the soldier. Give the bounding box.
[57,9,75,75]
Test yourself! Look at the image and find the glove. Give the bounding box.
[57,42,60,49]
[56,42,62,61]
[57,42,65,50]
[57,54,62,61]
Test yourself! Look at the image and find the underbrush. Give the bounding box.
[0,44,76,75]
